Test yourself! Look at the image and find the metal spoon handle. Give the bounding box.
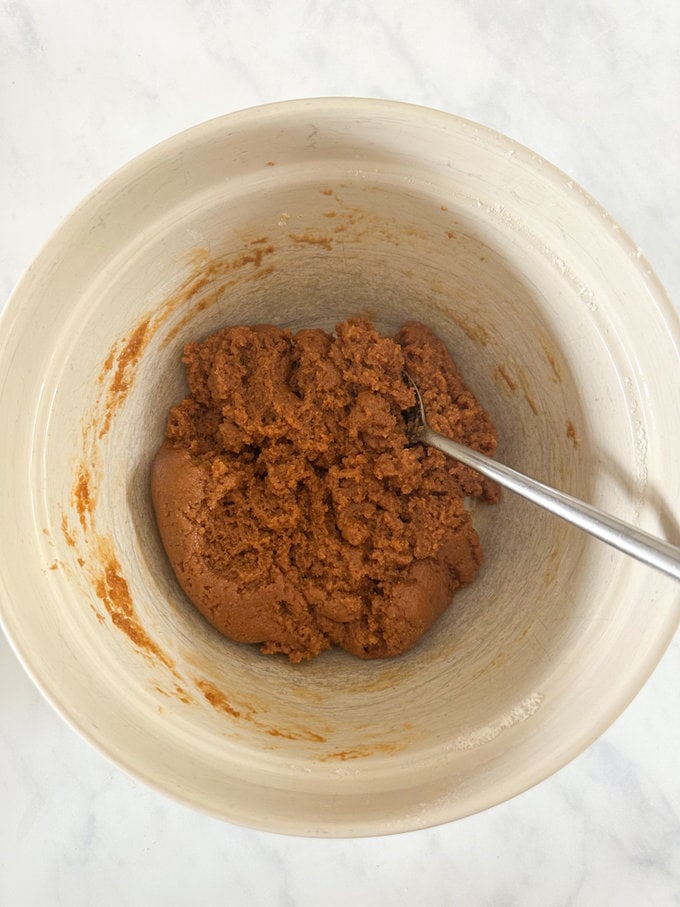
[422,426,680,581]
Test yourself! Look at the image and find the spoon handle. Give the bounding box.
[422,426,680,581]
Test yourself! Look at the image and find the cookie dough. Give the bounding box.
[151,318,498,661]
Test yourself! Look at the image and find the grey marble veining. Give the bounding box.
[1,2,679,905]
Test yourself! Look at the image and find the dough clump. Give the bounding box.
[151,318,498,662]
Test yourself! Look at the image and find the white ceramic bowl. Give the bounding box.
[1,99,679,837]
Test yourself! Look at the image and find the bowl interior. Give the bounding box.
[2,100,679,836]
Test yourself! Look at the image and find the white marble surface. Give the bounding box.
[1,1,679,904]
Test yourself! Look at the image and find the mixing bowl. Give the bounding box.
[1,98,679,836]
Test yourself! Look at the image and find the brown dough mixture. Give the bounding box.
[151,318,499,662]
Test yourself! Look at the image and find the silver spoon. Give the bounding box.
[403,374,680,581]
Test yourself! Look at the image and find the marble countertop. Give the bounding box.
[1,2,679,904]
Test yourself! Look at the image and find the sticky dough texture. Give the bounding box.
[151,318,499,661]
